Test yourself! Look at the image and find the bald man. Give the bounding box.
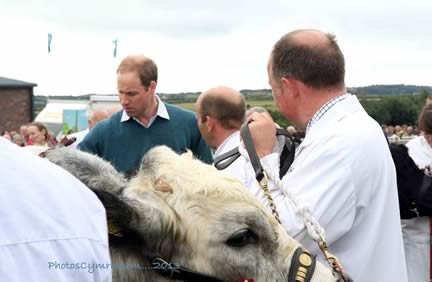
[88,109,109,129]
[246,29,407,282]
[68,109,109,148]
[195,86,246,152]
[196,86,289,188]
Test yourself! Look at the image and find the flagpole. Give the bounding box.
[112,38,118,58]
[48,33,53,54]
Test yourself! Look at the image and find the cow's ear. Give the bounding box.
[91,189,143,246]
[45,147,127,195]
[93,189,180,257]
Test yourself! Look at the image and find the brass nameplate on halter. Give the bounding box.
[108,222,123,237]
[291,249,316,282]
[299,253,313,267]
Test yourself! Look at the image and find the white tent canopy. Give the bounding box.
[34,96,120,137]
[35,99,89,124]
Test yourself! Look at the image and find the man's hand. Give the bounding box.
[246,112,276,158]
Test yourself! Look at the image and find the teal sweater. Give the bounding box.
[78,104,213,173]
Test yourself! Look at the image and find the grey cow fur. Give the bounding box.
[45,146,336,282]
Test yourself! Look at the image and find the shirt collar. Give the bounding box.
[121,95,170,128]
[214,131,240,158]
[305,93,351,135]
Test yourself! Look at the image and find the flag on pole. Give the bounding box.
[112,38,118,58]
[48,33,53,53]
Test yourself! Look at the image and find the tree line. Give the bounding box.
[268,90,431,129]
[34,86,432,129]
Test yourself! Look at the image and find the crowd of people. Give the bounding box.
[2,28,431,282]
[1,122,58,152]
[384,124,419,144]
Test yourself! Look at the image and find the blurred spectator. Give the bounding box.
[12,134,25,147]
[245,106,269,118]
[402,103,432,282]
[19,125,30,144]
[27,122,50,146]
[404,126,416,137]
[395,125,403,137]
[1,130,12,141]
[386,125,401,143]
[106,105,122,116]
[23,122,52,155]
[68,109,109,148]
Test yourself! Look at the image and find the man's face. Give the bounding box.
[20,126,28,137]
[268,62,291,117]
[268,62,282,99]
[117,71,154,118]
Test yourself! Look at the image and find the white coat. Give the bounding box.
[0,137,111,282]
[217,95,407,282]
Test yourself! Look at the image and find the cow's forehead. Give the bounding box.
[130,145,274,219]
[140,146,251,197]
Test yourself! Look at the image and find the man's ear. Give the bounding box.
[149,80,157,92]
[280,77,299,98]
[206,115,216,131]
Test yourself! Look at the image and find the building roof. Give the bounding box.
[0,76,37,88]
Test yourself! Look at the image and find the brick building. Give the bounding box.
[0,77,37,133]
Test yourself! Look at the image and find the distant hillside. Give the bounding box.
[159,85,432,99]
[34,84,432,114]
[160,89,272,102]
[348,84,432,96]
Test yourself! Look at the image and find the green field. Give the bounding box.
[170,98,290,128]
[170,92,431,129]
[170,99,278,113]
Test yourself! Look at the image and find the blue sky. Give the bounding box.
[0,0,431,95]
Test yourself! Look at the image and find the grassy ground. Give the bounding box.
[169,99,278,113]
[170,98,289,127]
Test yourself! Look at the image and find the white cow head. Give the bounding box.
[46,146,336,281]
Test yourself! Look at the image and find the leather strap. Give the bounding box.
[240,122,265,182]
[151,257,223,282]
[277,128,296,179]
[214,147,241,170]
[214,124,295,181]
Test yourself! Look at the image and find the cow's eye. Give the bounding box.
[226,230,258,247]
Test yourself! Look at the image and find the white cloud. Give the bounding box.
[0,0,431,95]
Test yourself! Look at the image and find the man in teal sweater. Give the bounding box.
[79,54,212,174]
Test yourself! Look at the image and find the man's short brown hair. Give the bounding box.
[117,55,158,88]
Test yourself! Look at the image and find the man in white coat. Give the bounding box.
[195,86,288,189]
[0,136,111,281]
[245,29,408,281]
[195,86,246,161]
